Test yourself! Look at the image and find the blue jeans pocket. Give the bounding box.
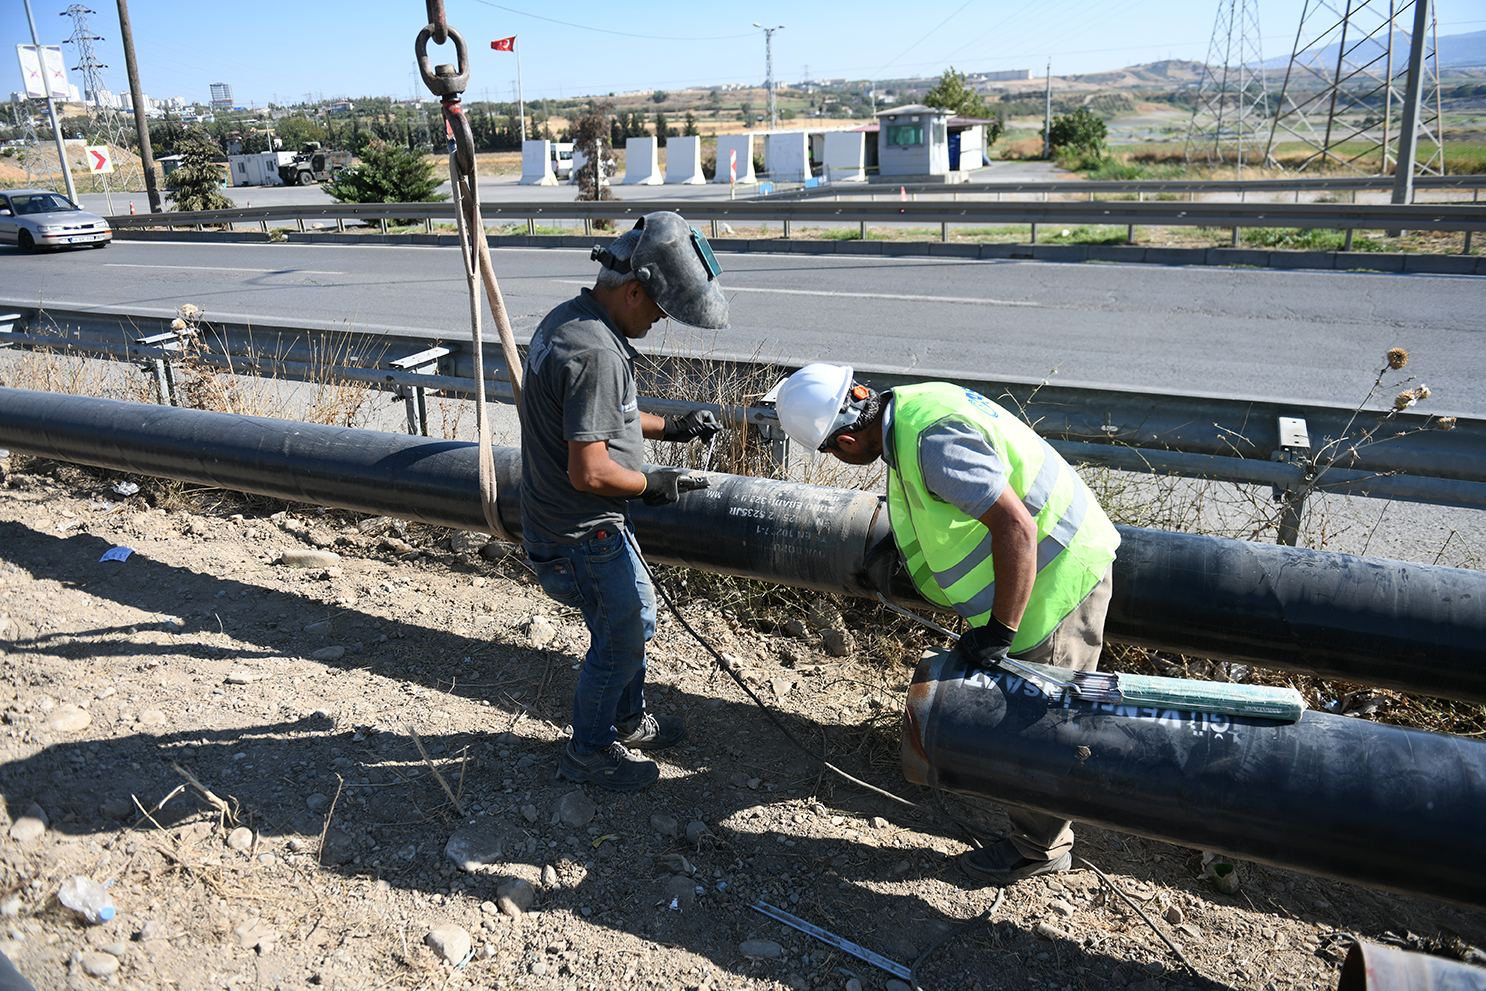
[531,555,584,609]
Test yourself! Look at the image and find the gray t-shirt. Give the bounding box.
[519,290,644,543]
[882,395,1008,520]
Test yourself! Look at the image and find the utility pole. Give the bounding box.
[1390,0,1432,205]
[114,0,161,211]
[1043,59,1052,160]
[21,0,78,202]
[753,23,784,130]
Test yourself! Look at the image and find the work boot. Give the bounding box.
[615,712,686,751]
[556,741,659,792]
[961,840,1072,887]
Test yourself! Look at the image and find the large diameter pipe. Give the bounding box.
[0,389,893,598]
[1339,941,1486,991]
[1,388,1485,704]
[902,649,1486,909]
[1107,525,1486,703]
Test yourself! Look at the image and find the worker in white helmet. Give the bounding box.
[519,212,728,792]
[774,363,1120,886]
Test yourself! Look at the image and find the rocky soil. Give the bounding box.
[0,456,1482,991]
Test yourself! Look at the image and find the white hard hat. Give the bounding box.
[774,363,861,451]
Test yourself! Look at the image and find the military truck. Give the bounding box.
[277,143,350,186]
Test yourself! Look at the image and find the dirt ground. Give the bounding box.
[0,455,1483,991]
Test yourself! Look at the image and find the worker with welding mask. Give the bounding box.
[519,212,727,793]
[774,365,1120,885]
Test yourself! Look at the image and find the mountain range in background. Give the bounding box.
[1054,29,1483,90]
[1260,27,1486,70]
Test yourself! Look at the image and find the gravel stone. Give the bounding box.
[425,923,471,965]
[46,703,91,734]
[739,939,783,959]
[555,789,596,827]
[445,825,506,872]
[280,549,341,568]
[310,646,346,661]
[650,813,679,837]
[77,951,119,977]
[226,827,255,851]
[8,804,46,843]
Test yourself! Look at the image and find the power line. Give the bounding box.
[466,1,756,41]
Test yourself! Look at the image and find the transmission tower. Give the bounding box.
[1184,0,1274,175]
[61,4,144,207]
[1264,0,1443,176]
[11,94,57,190]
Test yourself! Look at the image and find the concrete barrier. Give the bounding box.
[664,136,707,185]
[823,132,867,182]
[623,137,663,185]
[766,132,810,183]
[714,134,756,184]
[519,140,557,186]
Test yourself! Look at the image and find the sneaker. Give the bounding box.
[615,712,686,751]
[556,742,659,792]
[961,840,1072,887]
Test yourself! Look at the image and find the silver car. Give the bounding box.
[0,189,112,253]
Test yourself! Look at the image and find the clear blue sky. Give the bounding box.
[6,0,1482,109]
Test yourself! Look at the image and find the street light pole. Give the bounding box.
[753,23,784,130]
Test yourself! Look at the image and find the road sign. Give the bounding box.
[729,149,737,183]
[15,45,69,100]
[86,146,113,174]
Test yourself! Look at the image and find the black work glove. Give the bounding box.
[952,618,1017,670]
[630,468,709,507]
[663,409,723,444]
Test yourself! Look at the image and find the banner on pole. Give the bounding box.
[491,36,515,52]
[86,146,113,174]
[15,45,69,100]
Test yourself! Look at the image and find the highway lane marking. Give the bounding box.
[104,263,347,275]
[553,280,1037,307]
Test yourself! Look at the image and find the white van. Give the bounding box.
[551,142,574,180]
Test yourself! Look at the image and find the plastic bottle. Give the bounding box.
[57,876,114,924]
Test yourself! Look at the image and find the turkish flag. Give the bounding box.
[491,36,515,52]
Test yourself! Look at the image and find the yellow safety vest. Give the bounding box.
[886,383,1119,652]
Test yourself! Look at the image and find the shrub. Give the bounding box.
[165,135,234,213]
[322,140,446,206]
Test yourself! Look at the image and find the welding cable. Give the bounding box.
[909,887,1004,991]
[624,526,1215,988]
[622,527,989,836]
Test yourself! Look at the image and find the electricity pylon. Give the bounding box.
[1185,0,1274,175]
[61,4,145,207]
[1264,0,1443,176]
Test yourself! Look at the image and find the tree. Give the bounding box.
[654,112,672,147]
[924,66,987,117]
[571,100,616,210]
[682,112,699,137]
[651,90,668,104]
[739,101,754,127]
[274,115,330,151]
[322,139,447,206]
[166,134,234,213]
[1048,106,1107,157]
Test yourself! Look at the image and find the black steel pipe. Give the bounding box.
[1107,525,1486,703]
[902,649,1486,908]
[1,388,1484,704]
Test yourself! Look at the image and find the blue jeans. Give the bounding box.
[525,526,656,757]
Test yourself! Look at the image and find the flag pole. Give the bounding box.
[516,37,526,144]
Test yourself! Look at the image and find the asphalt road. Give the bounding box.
[5,237,1483,415]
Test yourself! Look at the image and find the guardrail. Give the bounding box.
[106,197,1486,240]
[767,174,1486,201]
[4,302,1480,531]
